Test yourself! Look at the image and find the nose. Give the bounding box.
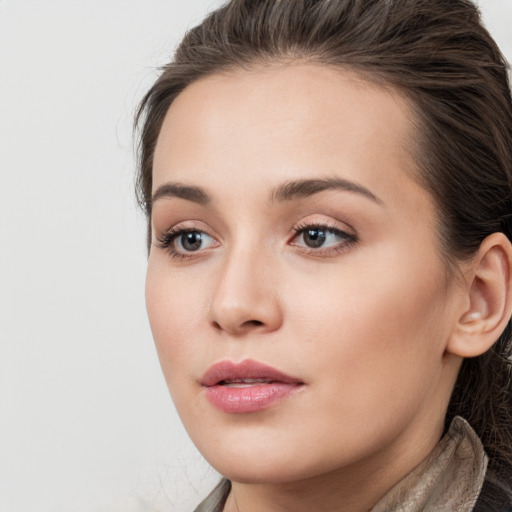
[208,245,283,336]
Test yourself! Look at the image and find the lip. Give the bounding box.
[200,359,304,414]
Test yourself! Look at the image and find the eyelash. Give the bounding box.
[156,226,209,261]
[156,223,357,260]
[291,222,357,256]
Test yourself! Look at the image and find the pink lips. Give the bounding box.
[200,359,303,414]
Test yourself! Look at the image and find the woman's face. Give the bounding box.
[146,64,464,484]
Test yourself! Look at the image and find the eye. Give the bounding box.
[176,231,211,252]
[291,223,356,253]
[156,227,218,259]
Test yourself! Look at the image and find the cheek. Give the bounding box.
[285,250,449,404]
[145,257,208,383]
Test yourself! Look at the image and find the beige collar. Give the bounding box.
[370,416,488,512]
[195,416,488,512]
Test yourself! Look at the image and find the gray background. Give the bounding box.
[0,1,511,510]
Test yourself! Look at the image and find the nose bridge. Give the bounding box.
[208,233,282,335]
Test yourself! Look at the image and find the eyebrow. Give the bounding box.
[151,177,382,208]
[270,177,383,205]
[152,182,211,206]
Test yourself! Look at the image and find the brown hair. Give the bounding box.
[135,0,512,486]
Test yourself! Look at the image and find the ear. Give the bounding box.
[447,232,512,358]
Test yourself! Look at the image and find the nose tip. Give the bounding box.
[210,312,269,335]
[208,256,283,336]
[209,297,282,336]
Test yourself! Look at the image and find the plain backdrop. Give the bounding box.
[0,1,511,511]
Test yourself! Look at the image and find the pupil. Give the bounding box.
[182,232,202,251]
[305,229,326,248]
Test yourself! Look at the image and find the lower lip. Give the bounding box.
[204,382,302,413]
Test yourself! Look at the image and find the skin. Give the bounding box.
[145,64,498,511]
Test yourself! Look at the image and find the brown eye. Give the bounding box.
[156,228,218,259]
[290,223,357,256]
[179,232,204,251]
[303,228,327,248]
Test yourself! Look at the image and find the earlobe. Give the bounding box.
[447,232,512,358]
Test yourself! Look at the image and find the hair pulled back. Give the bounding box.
[135,0,512,484]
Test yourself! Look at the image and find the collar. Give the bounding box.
[370,416,488,512]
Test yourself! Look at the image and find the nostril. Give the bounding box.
[211,319,264,333]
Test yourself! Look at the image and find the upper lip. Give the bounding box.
[200,359,303,387]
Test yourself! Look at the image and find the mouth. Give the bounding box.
[219,378,277,388]
[200,359,304,414]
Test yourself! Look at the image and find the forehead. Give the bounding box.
[153,63,423,211]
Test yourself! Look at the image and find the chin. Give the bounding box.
[211,458,316,485]
[190,432,307,483]
[193,431,354,486]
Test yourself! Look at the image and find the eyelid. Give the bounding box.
[155,222,220,260]
[289,219,358,255]
[154,220,219,244]
[291,216,356,238]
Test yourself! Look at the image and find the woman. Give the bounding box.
[135,0,512,510]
